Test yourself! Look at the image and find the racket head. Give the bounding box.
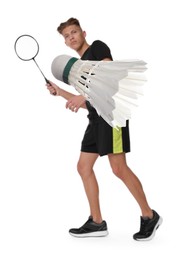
[14,34,39,61]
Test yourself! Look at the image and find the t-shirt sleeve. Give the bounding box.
[91,40,113,60]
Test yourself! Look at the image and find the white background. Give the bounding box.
[1,0,188,259]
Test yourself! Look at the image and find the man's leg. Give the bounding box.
[68,152,108,237]
[77,152,102,223]
[108,152,162,241]
[108,153,152,217]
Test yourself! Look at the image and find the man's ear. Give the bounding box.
[83,31,87,38]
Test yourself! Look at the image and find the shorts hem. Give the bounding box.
[81,149,130,157]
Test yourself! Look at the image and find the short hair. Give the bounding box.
[57,18,81,34]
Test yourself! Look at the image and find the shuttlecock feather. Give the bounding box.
[51,55,147,128]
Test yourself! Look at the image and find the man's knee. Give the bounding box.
[77,160,92,178]
[111,163,122,177]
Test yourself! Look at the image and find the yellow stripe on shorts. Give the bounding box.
[112,127,123,153]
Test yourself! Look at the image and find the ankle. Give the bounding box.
[91,216,103,224]
[142,209,153,219]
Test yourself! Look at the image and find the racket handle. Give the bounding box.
[45,78,56,95]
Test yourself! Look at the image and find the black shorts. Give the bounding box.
[81,102,130,156]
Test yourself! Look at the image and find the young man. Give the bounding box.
[47,17,162,241]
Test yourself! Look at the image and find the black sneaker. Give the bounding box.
[69,216,108,237]
[133,210,163,241]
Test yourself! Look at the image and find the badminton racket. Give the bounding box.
[14,34,56,95]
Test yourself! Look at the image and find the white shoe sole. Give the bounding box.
[69,230,109,238]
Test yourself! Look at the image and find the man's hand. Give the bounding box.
[46,81,61,96]
[66,95,86,112]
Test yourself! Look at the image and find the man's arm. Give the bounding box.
[46,81,87,111]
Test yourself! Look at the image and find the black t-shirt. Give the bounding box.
[81,40,113,120]
[81,40,113,61]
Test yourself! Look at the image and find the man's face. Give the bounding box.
[62,25,86,51]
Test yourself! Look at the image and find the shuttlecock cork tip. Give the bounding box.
[51,54,78,84]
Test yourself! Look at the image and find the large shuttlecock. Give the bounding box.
[51,54,147,128]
